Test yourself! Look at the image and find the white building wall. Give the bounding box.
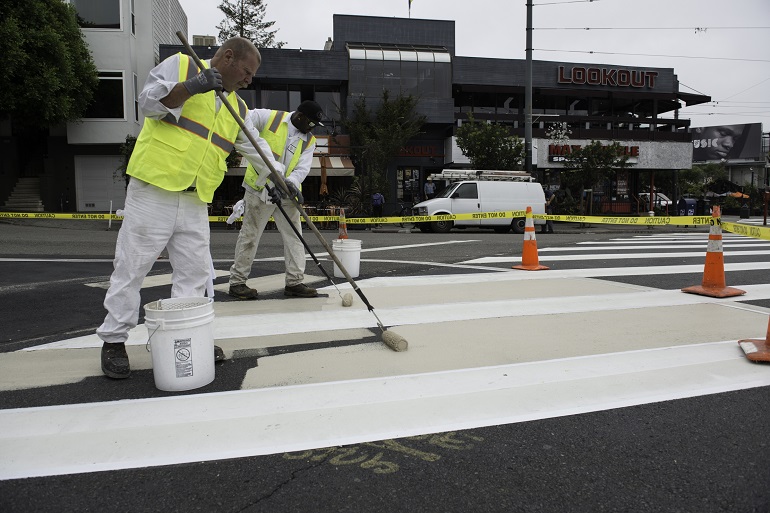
[66,0,187,145]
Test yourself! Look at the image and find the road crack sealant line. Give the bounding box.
[3,210,769,240]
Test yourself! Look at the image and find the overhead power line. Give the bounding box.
[534,48,770,63]
[535,0,600,5]
[535,26,770,31]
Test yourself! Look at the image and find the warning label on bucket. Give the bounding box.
[174,338,194,378]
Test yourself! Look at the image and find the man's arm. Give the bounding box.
[235,109,286,183]
[284,137,315,190]
[139,55,222,119]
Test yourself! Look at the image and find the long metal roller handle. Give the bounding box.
[175,31,373,310]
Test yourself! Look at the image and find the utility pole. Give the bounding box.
[525,0,533,173]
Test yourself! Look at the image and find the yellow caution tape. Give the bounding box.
[3,210,769,240]
[722,221,770,241]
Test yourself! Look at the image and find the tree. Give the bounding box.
[455,115,525,170]
[679,162,727,197]
[339,90,426,212]
[0,0,98,128]
[216,0,285,48]
[559,141,630,213]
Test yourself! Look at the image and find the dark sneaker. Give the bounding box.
[214,345,225,362]
[229,283,258,300]
[101,342,130,379]
[284,283,318,298]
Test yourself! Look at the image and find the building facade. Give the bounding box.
[15,10,768,215]
[0,0,186,213]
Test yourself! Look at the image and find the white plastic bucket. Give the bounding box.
[332,238,362,278]
[144,297,216,392]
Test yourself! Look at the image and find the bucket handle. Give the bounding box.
[145,321,163,353]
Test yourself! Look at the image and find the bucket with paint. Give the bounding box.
[332,238,362,278]
[144,297,215,392]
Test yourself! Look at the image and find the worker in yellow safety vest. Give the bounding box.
[228,101,324,300]
[97,37,279,380]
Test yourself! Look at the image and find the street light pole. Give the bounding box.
[525,0,533,174]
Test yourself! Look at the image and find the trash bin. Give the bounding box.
[740,203,750,219]
[678,198,697,216]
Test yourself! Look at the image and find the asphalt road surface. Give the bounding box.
[1,217,769,513]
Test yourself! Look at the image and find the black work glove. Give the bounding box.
[283,181,304,204]
[266,184,282,205]
[182,67,222,95]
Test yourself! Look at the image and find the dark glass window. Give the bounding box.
[454,183,478,199]
[347,44,451,100]
[84,72,124,119]
[72,0,121,30]
[314,90,341,122]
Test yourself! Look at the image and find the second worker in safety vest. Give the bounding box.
[228,100,325,300]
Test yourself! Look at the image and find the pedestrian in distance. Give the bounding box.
[542,186,555,234]
[371,190,385,227]
[228,101,325,300]
[97,37,268,379]
[424,176,436,200]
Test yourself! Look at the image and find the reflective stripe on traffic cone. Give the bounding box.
[512,206,549,271]
[681,205,745,298]
[338,208,348,239]
[738,316,770,363]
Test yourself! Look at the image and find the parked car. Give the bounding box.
[638,192,673,209]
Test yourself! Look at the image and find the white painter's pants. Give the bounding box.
[229,188,306,288]
[97,179,211,344]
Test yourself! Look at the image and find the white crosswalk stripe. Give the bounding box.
[2,231,768,480]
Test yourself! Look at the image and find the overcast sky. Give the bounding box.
[177,0,770,131]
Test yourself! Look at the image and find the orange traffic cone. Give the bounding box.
[681,205,745,298]
[512,206,549,271]
[738,316,770,363]
[338,208,348,239]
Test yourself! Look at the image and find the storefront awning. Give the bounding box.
[227,156,355,177]
[308,156,356,177]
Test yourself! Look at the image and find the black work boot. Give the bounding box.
[284,283,318,298]
[214,345,225,362]
[101,342,130,379]
[229,283,258,300]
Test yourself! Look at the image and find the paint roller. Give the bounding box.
[176,32,406,351]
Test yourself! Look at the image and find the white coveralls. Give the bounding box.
[96,55,278,345]
[229,109,315,288]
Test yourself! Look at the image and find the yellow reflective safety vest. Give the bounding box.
[243,110,315,191]
[127,53,247,203]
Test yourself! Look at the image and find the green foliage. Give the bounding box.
[679,163,728,197]
[455,115,525,170]
[0,0,99,128]
[328,178,367,216]
[339,90,426,204]
[116,135,137,185]
[216,0,285,48]
[558,141,629,197]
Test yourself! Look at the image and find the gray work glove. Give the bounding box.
[266,184,282,205]
[182,67,222,95]
[283,181,304,204]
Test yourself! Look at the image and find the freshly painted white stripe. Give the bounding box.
[577,239,767,245]
[345,261,770,288]
[540,242,770,252]
[2,341,768,480]
[85,270,230,289]
[27,284,770,350]
[0,258,116,263]
[210,240,480,263]
[462,249,770,264]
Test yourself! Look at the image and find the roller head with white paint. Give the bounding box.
[382,330,408,352]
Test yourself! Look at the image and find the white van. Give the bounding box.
[412,180,546,233]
